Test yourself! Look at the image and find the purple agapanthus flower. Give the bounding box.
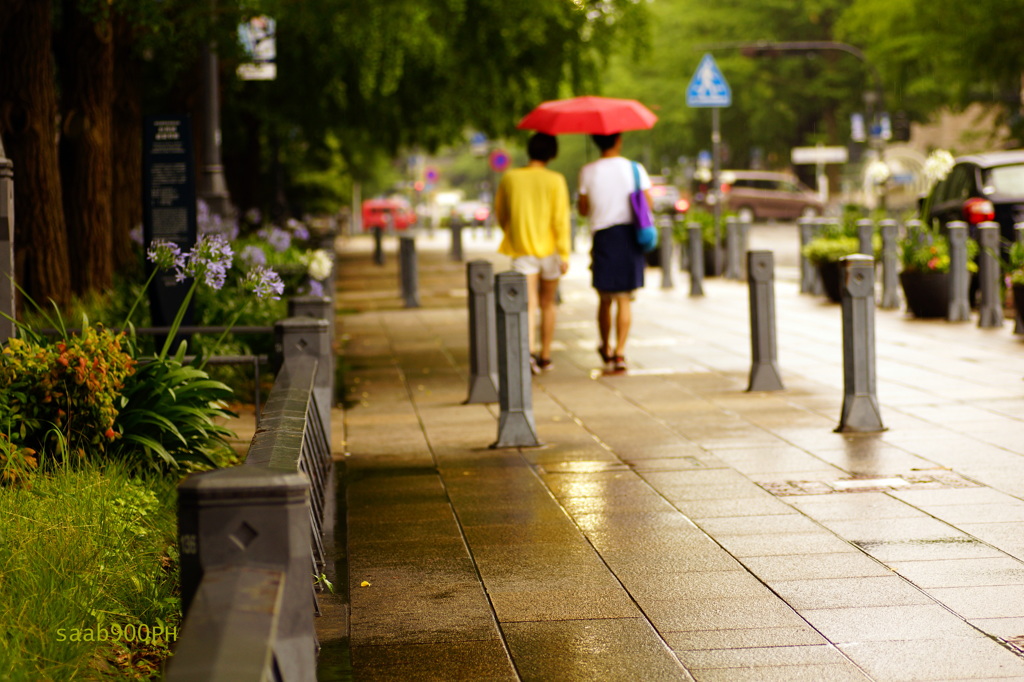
[258,226,292,252]
[244,265,285,300]
[184,234,234,290]
[305,278,324,297]
[288,218,310,241]
[147,240,185,272]
[239,244,267,267]
[130,224,144,246]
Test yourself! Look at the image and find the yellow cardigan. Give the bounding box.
[493,166,571,261]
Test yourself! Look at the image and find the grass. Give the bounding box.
[0,460,180,680]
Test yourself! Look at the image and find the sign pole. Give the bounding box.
[712,106,722,274]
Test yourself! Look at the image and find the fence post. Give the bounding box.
[659,216,674,290]
[399,234,420,308]
[724,216,741,280]
[977,222,1003,328]
[449,214,464,262]
[947,221,971,322]
[274,317,332,446]
[372,226,385,266]
[687,223,705,297]
[173,467,316,681]
[0,142,13,343]
[1016,223,1024,334]
[836,254,885,433]
[465,261,499,404]
[746,251,784,391]
[856,218,874,256]
[798,217,819,295]
[878,219,900,309]
[492,271,540,448]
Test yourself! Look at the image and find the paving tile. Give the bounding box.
[695,514,824,536]
[645,597,808,632]
[502,618,690,682]
[490,587,641,623]
[740,552,892,582]
[672,497,795,520]
[786,492,926,521]
[350,639,517,681]
[837,637,1024,680]
[715,531,859,558]
[925,584,1024,619]
[625,570,773,603]
[854,536,1008,563]
[799,604,983,643]
[688,664,870,681]
[890,557,1024,589]
[819,516,966,544]
[677,644,849,669]
[664,627,829,651]
[768,576,933,609]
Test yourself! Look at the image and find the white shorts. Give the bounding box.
[512,254,563,280]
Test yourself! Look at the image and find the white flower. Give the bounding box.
[866,160,891,185]
[923,149,955,183]
[304,249,333,281]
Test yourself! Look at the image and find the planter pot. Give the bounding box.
[817,261,843,303]
[900,270,950,318]
[1013,283,1024,323]
[703,245,723,277]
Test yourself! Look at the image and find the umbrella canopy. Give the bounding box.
[516,96,658,135]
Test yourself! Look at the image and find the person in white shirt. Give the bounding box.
[577,132,652,373]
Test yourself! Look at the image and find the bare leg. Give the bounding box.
[597,292,613,358]
[613,293,632,357]
[538,278,559,360]
[525,272,540,354]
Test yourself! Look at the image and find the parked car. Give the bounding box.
[921,150,1024,247]
[712,170,823,223]
[362,198,416,231]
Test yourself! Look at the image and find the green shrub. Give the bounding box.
[0,326,136,462]
[802,236,861,265]
[0,461,180,680]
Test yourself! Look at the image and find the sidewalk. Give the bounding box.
[323,228,1024,681]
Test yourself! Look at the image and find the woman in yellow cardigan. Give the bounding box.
[494,133,572,373]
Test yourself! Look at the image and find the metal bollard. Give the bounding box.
[465,261,499,404]
[836,254,885,433]
[724,216,741,280]
[570,214,579,253]
[977,222,1004,328]
[659,217,674,289]
[173,467,316,681]
[798,216,815,292]
[879,219,900,309]
[746,251,784,391]
[856,218,874,256]
[947,221,971,322]
[449,215,464,262]
[372,225,385,266]
[1016,224,1024,334]
[739,217,751,280]
[399,234,420,308]
[687,223,705,297]
[0,143,13,344]
[677,213,689,271]
[491,271,540,448]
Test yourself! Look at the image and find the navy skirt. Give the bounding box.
[591,223,645,293]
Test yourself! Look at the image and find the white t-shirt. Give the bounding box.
[578,156,651,232]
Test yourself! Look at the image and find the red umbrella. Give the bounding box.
[516,96,658,135]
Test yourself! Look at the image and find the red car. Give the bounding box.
[362,198,416,231]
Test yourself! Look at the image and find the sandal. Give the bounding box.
[535,356,553,372]
[597,346,613,366]
[612,355,627,373]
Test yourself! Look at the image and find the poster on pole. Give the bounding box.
[238,16,277,80]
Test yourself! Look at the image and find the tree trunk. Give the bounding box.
[0,1,71,308]
[59,0,114,296]
[111,12,142,272]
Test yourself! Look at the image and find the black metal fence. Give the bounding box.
[166,310,334,681]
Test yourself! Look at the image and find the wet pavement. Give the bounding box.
[319,227,1024,681]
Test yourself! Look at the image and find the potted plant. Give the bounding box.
[675,208,731,276]
[1005,240,1024,323]
[898,223,977,318]
[801,216,878,303]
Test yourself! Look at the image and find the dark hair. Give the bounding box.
[527,133,558,162]
[591,133,621,152]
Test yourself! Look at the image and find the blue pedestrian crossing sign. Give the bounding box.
[687,53,731,108]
